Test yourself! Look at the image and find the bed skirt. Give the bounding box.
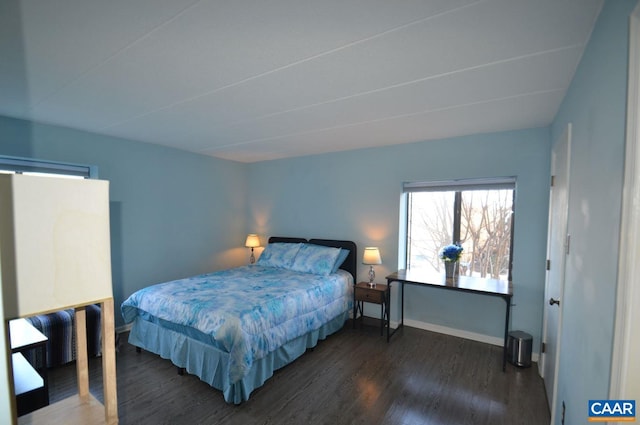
[127,310,349,404]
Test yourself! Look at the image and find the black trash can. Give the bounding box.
[507,330,532,368]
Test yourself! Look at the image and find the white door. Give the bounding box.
[542,123,571,423]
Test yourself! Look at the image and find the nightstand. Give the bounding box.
[353,282,391,341]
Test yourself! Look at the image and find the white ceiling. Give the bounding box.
[1,0,603,163]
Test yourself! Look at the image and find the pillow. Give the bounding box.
[331,248,350,274]
[290,243,342,276]
[256,243,303,269]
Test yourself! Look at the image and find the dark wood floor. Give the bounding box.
[47,321,550,425]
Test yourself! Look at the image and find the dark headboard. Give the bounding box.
[268,236,308,244]
[267,236,357,281]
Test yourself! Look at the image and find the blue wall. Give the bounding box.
[0,116,550,347]
[550,0,636,423]
[0,116,248,327]
[247,127,550,348]
[0,2,634,417]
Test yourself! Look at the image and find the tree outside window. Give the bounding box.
[405,185,514,281]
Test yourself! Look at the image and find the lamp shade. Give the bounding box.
[0,174,112,319]
[245,234,260,248]
[362,247,382,265]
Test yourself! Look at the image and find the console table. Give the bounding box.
[386,269,513,371]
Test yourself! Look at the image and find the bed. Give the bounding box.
[121,237,356,404]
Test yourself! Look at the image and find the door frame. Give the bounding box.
[540,123,571,424]
[610,0,640,401]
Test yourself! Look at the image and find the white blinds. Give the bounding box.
[403,176,516,193]
[0,155,95,178]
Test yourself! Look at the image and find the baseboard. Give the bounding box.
[397,318,540,363]
[117,318,538,362]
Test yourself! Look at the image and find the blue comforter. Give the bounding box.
[121,266,352,383]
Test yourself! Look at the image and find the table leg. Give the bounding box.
[353,284,356,329]
[355,300,364,329]
[380,302,384,336]
[385,280,404,342]
[75,306,89,401]
[101,298,118,424]
[503,297,511,372]
[401,280,405,327]
[385,287,389,341]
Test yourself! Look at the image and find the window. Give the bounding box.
[403,177,515,280]
[0,155,96,179]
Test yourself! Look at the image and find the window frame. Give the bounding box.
[401,177,516,281]
[0,155,98,179]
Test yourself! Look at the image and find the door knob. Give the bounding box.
[549,298,560,306]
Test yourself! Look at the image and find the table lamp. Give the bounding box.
[363,247,382,287]
[245,234,260,264]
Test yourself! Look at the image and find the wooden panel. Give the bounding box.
[101,298,118,424]
[0,174,112,318]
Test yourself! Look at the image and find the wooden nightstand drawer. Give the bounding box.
[354,282,388,304]
[355,287,385,304]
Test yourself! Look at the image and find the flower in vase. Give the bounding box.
[439,243,463,263]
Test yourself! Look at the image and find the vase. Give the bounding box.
[445,261,458,280]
